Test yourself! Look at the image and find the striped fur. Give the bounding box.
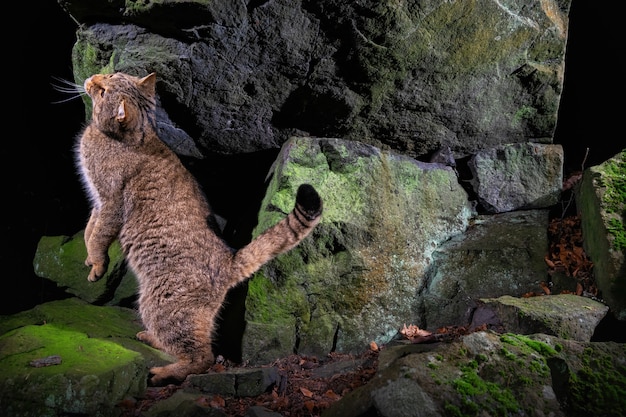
[76,72,322,385]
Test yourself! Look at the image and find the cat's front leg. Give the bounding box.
[85,224,111,281]
[84,203,122,282]
[84,208,98,245]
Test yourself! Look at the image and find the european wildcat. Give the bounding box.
[75,72,323,385]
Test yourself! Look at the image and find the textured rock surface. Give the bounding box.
[469,143,564,213]
[324,331,626,417]
[243,137,474,364]
[481,294,609,342]
[33,231,138,306]
[2,297,621,417]
[421,210,550,330]
[61,0,571,158]
[576,149,626,319]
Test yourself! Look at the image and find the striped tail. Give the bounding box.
[228,184,322,285]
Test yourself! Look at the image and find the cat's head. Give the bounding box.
[84,72,157,141]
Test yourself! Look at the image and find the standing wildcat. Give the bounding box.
[76,72,322,385]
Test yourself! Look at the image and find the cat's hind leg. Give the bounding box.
[148,352,213,386]
[142,309,217,386]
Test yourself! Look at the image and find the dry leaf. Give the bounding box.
[304,400,315,412]
[209,395,225,408]
[324,390,341,400]
[300,387,314,398]
[400,324,432,340]
[369,341,379,351]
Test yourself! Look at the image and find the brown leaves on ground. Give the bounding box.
[119,350,379,417]
[230,351,378,417]
[525,214,597,298]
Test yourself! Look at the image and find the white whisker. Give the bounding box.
[50,76,86,104]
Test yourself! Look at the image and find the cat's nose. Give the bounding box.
[84,76,93,90]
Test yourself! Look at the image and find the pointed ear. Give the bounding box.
[116,100,127,123]
[139,72,157,94]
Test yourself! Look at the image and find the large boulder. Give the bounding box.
[60,0,572,158]
[421,210,551,330]
[576,150,626,320]
[0,298,171,417]
[469,143,563,213]
[242,137,474,364]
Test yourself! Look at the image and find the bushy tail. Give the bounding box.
[228,184,322,284]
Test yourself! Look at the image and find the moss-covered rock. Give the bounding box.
[0,298,171,417]
[481,294,609,342]
[33,231,137,306]
[242,137,473,364]
[63,0,571,157]
[576,149,626,320]
[324,331,626,417]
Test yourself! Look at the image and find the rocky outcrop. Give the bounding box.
[576,150,626,320]
[469,143,564,213]
[421,210,552,330]
[243,137,473,363]
[60,0,571,158]
[6,136,623,416]
[323,330,625,417]
[0,296,619,417]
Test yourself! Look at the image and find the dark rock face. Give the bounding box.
[61,0,571,158]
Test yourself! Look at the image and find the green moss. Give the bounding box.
[445,403,463,417]
[500,333,557,357]
[500,347,516,361]
[512,105,537,126]
[475,353,488,363]
[599,150,626,251]
[72,38,116,119]
[450,363,520,416]
[567,345,626,417]
[0,324,141,379]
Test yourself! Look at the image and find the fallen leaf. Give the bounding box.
[300,387,314,398]
[324,390,341,400]
[400,324,432,340]
[212,363,226,373]
[369,341,379,351]
[304,400,315,412]
[209,395,225,408]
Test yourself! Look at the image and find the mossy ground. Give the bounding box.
[0,324,140,379]
[406,332,564,417]
[566,344,626,417]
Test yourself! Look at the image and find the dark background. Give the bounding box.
[5,0,622,315]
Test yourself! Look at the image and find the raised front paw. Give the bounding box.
[85,255,109,282]
[85,257,108,282]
